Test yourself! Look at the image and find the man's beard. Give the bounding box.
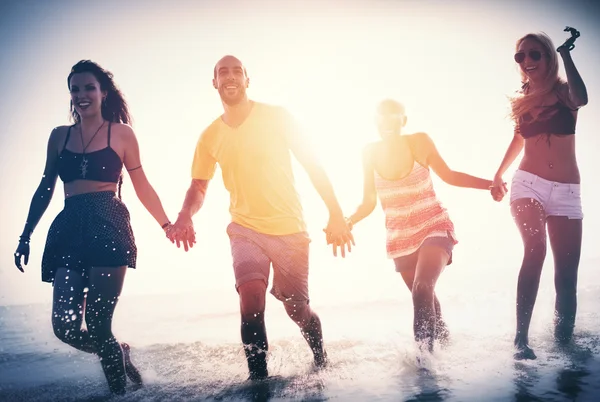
[219,86,246,106]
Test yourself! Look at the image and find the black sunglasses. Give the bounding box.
[514,50,544,63]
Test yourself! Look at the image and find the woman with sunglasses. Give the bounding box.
[491,32,588,360]
[345,99,492,353]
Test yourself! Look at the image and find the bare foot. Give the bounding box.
[121,343,143,386]
[514,339,537,360]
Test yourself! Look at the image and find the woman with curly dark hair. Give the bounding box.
[14,60,173,394]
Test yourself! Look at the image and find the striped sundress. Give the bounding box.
[374,161,457,259]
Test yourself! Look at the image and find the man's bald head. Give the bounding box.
[213,55,248,79]
[213,55,250,106]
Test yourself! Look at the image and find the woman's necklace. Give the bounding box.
[79,121,105,179]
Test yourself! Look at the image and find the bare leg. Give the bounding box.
[547,216,582,344]
[284,302,327,367]
[238,280,269,380]
[52,268,96,353]
[411,246,448,352]
[511,198,547,360]
[400,264,449,344]
[52,268,142,388]
[85,266,128,395]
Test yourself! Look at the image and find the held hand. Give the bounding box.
[168,214,196,252]
[490,176,508,202]
[14,239,30,273]
[323,214,355,258]
[490,186,505,202]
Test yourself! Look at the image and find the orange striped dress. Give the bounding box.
[375,161,457,259]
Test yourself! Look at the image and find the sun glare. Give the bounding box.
[4,1,595,310]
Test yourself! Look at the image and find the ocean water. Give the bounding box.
[1,259,599,402]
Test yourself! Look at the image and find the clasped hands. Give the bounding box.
[164,212,355,257]
[490,176,508,202]
[323,214,355,258]
[165,213,196,252]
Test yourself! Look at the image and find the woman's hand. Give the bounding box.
[556,26,580,52]
[167,214,196,252]
[490,176,508,202]
[14,238,30,273]
[323,213,354,258]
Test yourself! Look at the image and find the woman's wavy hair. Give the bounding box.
[67,60,132,199]
[510,32,564,123]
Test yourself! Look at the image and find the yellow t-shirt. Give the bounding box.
[191,102,306,235]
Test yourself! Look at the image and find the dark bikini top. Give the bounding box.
[518,102,576,139]
[516,82,577,139]
[58,122,123,184]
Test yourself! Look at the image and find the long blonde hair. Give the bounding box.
[510,32,564,122]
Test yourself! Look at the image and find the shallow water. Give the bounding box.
[1,281,599,401]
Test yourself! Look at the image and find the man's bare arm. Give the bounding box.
[179,179,209,219]
[169,179,210,251]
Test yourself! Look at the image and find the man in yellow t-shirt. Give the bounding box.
[169,55,353,380]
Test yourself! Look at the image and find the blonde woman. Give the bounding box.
[491,31,588,360]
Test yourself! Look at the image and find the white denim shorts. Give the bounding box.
[510,170,583,219]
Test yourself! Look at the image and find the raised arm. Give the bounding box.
[415,133,492,190]
[558,48,588,108]
[347,145,378,227]
[15,127,62,272]
[122,125,171,230]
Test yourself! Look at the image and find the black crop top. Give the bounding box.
[58,123,123,184]
[517,101,577,139]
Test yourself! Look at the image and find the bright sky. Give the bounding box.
[1,0,599,307]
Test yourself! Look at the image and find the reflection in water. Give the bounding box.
[215,379,273,402]
[513,334,598,402]
[513,361,543,402]
[555,366,590,400]
[405,383,451,402]
[554,338,594,401]
[396,365,452,402]
[212,374,326,402]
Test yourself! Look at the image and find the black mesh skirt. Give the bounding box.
[41,191,137,283]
